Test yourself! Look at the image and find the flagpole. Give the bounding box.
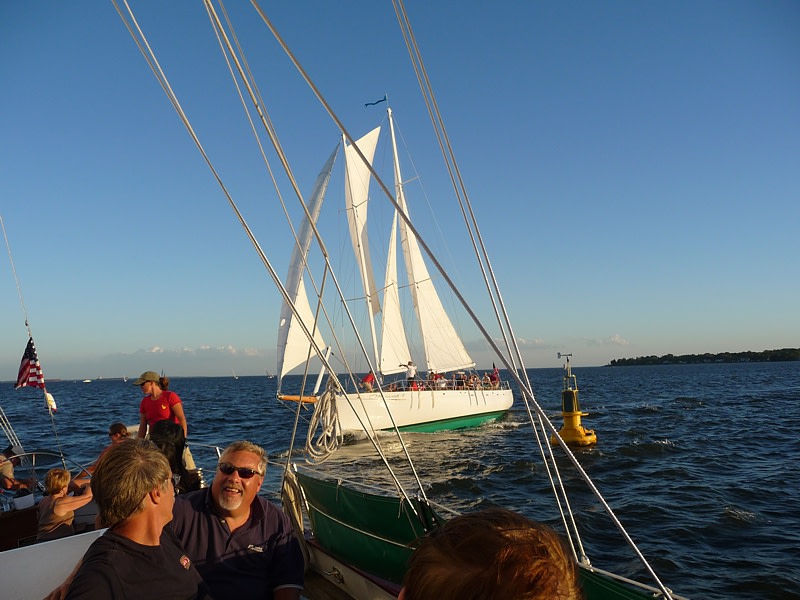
[1,215,66,468]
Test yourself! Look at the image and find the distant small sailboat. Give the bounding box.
[265,368,275,379]
[231,369,239,380]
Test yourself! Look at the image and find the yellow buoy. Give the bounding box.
[551,353,597,446]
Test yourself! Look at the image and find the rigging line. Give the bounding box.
[205,1,359,387]
[390,1,513,363]
[1,216,31,336]
[206,0,433,501]
[246,0,531,406]
[115,0,425,507]
[248,0,512,380]
[204,0,334,269]
[390,0,655,584]
[392,3,671,597]
[393,0,523,384]
[392,0,537,427]
[1,216,67,467]
[392,0,651,587]
[204,2,339,389]
[393,0,573,527]
[388,4,494,323]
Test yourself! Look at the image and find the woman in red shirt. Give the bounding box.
[133,371,188,439]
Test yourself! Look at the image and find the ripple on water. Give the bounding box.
[3,364,800,600]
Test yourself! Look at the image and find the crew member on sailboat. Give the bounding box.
[360,370,376,392]
[402,361,417,387]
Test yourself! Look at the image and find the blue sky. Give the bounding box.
[1,1,798,380]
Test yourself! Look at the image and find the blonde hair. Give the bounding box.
[403,508,583,600]
[44,468,71,495]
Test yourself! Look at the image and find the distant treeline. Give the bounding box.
[607,348,800,366]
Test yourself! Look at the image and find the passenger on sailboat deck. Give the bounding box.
[402,360,417,384]
[82,422,129,475]
[360,370,376,392]
[489,366,500,389]
[134,371,188,438]
[170,440,305,600]
[64,439,211,600]
[0,444,34,491]
[399,507,584,600]
[36,468,94,542]
[48,441,301,600]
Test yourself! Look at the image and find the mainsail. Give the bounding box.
[276,146,337,385]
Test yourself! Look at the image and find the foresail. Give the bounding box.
[379,211,411,376]
[344,127,382,317]
[277,146,337,385]
[398,204,475,373]
[279,278,326,382]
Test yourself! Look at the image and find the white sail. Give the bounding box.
[344,127,382,319]
[276,146,337,385]
[389,109,474,373]
[379,210,411,376]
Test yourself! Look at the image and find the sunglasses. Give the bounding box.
[218,462,262,479]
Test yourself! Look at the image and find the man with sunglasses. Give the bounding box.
[171,440,304,600]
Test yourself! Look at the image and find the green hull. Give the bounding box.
[297,471,665,599]
[296,471,442,584]
[393,410,507,433]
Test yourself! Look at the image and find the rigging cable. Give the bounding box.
[390,2,673,596]
[0,215,66,469]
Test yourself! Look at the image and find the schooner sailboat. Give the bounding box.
[276,109,513,434]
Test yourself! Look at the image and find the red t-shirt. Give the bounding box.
[139,390,182,427]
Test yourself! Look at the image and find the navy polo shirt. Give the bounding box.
[171,488,304,600]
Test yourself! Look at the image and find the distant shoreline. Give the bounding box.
[606,348,800,366]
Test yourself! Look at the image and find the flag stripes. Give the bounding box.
[15,337,45,390]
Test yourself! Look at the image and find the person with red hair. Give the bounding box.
[400,507,584,600]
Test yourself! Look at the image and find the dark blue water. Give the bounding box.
[2,361,799,600]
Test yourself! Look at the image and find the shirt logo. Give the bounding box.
[180,555,192,570]
[247,544,264,553]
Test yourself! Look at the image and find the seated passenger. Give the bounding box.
[37,468,94,542]
[400,507,584,600]
[0,445,34,491]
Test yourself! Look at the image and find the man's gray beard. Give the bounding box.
[217,492,243,511]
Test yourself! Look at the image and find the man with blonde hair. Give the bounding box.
[65,439,210,599]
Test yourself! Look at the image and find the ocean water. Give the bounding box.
[2,361,799,600]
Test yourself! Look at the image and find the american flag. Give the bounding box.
[15,337,45,390]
